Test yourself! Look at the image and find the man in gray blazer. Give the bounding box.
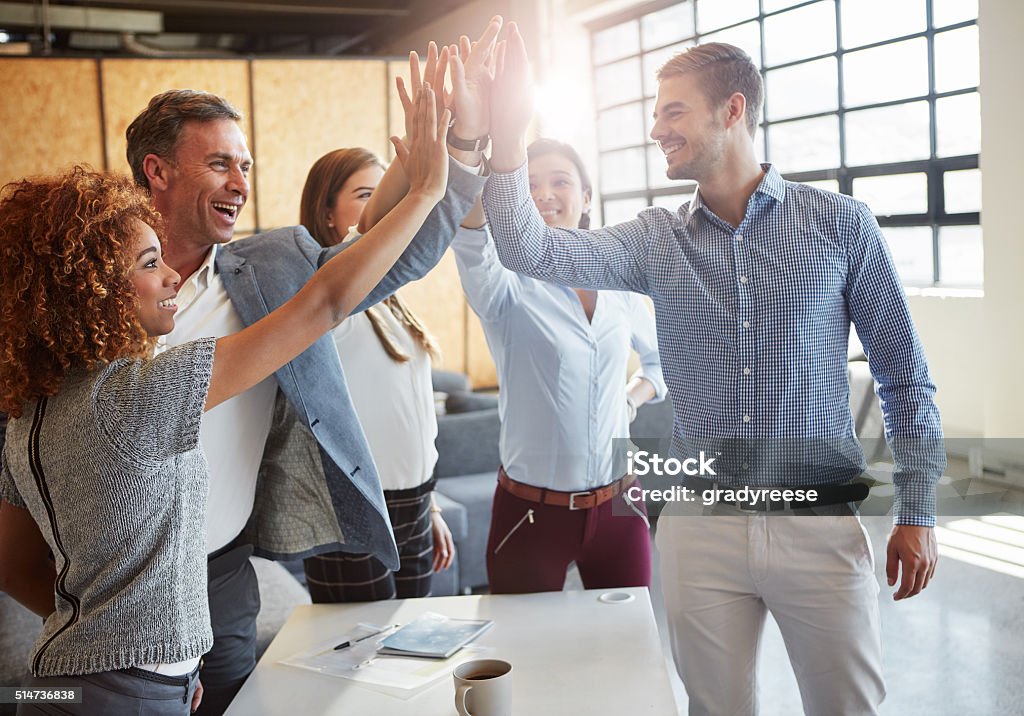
[124,84,486,713]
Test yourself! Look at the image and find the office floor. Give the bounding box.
[565,508,1024,715]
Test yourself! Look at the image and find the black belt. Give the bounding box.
[680,476,869,512]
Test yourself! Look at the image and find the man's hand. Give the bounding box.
[885,524,937,600]
[448,15,503,141]
[489,22,534,172]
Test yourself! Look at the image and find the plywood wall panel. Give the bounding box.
[397,251,467,374]
[100,59,255,233]
[251,59,388,230]
[0,59,103,188]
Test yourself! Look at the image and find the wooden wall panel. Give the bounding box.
[100,59,255,233]
[251,59,388,230]
[0,59,103,188]
[398,251,467,374]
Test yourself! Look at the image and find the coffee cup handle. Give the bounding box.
[456,683,474,715]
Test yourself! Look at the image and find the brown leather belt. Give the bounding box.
[498,467,636,510]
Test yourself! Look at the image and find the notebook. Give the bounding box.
[377,612,494,659]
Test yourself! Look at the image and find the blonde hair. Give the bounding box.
[657,42,763,137]
[299,147,439,363]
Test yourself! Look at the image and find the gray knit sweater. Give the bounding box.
[0,338,216,677]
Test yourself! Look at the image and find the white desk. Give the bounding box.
[226,588,677,715]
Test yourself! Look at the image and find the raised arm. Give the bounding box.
[451,223,522,322]
[206,87,450,411]
[484,23,652,293]
[357,17,502,233]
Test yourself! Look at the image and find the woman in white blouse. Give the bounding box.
[298,148,454,602]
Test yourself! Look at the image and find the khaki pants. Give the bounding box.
[657,504,885,716]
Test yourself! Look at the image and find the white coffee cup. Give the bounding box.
[453,658,513,716]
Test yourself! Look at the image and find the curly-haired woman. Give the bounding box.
[0,86,448,715]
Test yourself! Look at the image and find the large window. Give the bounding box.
[589,0,981,287]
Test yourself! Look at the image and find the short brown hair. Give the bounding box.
[126,89,242,191]
[0,167,163,417]
[657,42,763,137]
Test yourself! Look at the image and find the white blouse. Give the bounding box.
[332,302,438,491]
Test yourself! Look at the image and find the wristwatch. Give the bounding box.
[447,118,490,152]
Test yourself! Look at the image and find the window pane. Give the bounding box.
[936,92,980,157]
[843,38,928,107]
[594,57,642,109]
[652,192,695,211]
[944,168,982,214]
[642,2,694,50]
[592,20,640,65]
[643,41,691,97]
[598,103,645,151]
[644,97,657,139]
[845,101,930,165]
[882,226,934,285]
[841,0,925,49]
[852,173,928,216]
[939,226,983,286]
[599,147,646,192]
[700,22,761,67]
[647,143,676,188]
[601,197,648,226]
[934,26,980,93]
[767,115,840,172]
[764,2,836,66]
[803,179,841,194]
[763,0,809,12]
[765,57,838,120]
[933,0,978,27]
[697,0,759,33]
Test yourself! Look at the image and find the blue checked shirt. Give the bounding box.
[482,163,944,526]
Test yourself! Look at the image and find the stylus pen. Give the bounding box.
[333,624,399,651]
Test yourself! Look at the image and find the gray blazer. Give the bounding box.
[217,159,485,569]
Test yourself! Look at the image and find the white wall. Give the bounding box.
[979,0,1024,439]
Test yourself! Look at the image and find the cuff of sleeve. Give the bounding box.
[450,154,485,176]
[892,478,937,527]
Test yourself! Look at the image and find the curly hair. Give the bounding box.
[0,166,164,418]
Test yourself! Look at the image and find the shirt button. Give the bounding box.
[743,367,751,376]
[736,234,743,241]
[743,415,751,423]
[742,462,750,470]
[740,276,748,284]
[742,321,751,329]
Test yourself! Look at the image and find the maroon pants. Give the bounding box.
[485,478,652,594]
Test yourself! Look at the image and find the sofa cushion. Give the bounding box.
[435,471,499,591]
[435,408,501,479]
[446,391,499,415]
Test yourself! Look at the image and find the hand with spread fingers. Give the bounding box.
[489,21,535,172]
[390,84,451,205]
[397,41,451,142]
[447,15,503,144]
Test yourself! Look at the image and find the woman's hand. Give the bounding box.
[397,42,451,141]
[431,505,455,573]
[391,84,451,205]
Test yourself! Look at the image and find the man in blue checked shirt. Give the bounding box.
[482,25,943,716]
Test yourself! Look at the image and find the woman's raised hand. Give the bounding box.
[390,84,451,204]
